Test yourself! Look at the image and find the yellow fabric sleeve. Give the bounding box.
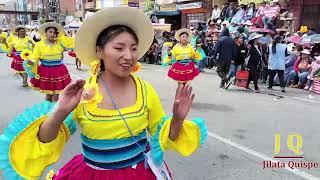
[59,35,75,49]
[171,45,178,60]
[9,116,71,179]
[31,43,41,61]
[146,82,166,136]
[145,81,203,153]
[192,47,202,62]
[30,43,41,75]
[159,118,201,156]
[162,53,172,64]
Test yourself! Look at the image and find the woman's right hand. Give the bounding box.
[56,79,86,115]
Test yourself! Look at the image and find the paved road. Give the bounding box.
[1,53,320,180]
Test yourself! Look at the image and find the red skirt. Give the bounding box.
[30,64,71,95]
[7,49,15,58]
[52,154,158,180]
[11,55,25,73]
[168,61,200,82]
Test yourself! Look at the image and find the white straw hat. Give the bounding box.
[39,22,66,38]
[75,7,154,66]
[248,33,263,41]
[13,25,28,32]
[174,28,192,41]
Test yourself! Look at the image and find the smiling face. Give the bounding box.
[17,28,26,38]
[45,27,58,42]
[180,33,189,44]
[97,31,138,78]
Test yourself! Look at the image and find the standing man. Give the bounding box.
[211,28,236,88]
[225,33,247,89]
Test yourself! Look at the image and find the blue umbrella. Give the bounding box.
[301,34,320,44]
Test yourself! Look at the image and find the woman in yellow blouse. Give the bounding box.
[0,7,207,180]
[163,28,203,84]
[27,22,74,102]
[4,26,35,87]
[5,30,17,58]
[0,29,8,53]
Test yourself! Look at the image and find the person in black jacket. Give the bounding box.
[220,2,230,21]
[246,33,263,93]
[211,28,236,88]
[225,33,246,89]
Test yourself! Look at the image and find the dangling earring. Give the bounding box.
[132,62,142,73]
[81,59,102,104]
[90,60,101,77]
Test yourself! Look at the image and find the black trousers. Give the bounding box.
[247,68,259,90]
[269,69,285,88]
[216,60,231,83]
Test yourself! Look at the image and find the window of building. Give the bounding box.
[186,13,205,28]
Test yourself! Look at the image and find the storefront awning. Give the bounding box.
[154,11,180,16]
[238,0,266,4]
[155,0,176,4]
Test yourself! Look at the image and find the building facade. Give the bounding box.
[289,0,320,32]
[179,0,212,28]
[154,0,212,30]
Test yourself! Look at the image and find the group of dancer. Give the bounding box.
[0,7,207,180]
[1,22,75,102]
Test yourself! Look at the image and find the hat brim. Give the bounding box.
[301,50,310,55]
[248,34,263,41]
[39,22,66,38]
[75,7,154,66]
[14,25,28,32]
[174,28,192,41]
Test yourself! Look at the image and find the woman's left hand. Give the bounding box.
[169,84,195,140]
[172,84,195,121]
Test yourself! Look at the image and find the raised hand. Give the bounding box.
[170,84,195,140]
[172,84,195,121]
[56,79,85,115]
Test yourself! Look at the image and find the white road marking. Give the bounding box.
[292,97,320,104]
[207,131,320,180]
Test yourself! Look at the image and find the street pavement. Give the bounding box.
[1,52,320,180]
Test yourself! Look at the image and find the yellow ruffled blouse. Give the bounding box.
[31,35,74,62]
[7,75,206,179]
[7,36,34,55]
[163,43,202,64]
